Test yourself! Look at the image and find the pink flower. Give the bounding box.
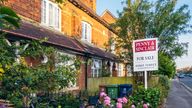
[117,98,123,103]
[116,102,123,108]
[131,104,136,108]
[100,92,107,97]
[104,96,111,100]
[104,99,111,106]
[143,104,148,108]
[122,97,128,104]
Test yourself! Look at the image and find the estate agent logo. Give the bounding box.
[133,38,158,72]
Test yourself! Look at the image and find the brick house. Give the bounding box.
[3,0,127,90]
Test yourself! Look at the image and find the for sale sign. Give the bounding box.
[133,38,158,72]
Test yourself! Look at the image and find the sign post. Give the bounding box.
[144,70,147,89]
[133,38,158,89]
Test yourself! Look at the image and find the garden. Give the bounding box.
[0,36,170,108]
[0,35,82,107]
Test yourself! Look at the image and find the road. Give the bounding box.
[180,76,192,89]
[165,78,192,108]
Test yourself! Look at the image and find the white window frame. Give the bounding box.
[110,61,113,77]
[41,0,61,31]
[81,21,92,43]
[118,63,124,77]
[91,59,102,78]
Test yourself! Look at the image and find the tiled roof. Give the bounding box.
[75,39,117,60]
[3,21,117,61]
[3,21,85,53]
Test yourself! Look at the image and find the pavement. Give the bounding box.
[165,78,192,108]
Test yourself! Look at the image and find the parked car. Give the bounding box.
[178,74,185,78]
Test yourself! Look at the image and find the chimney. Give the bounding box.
[91,0,96,12]
[80,0,96,12]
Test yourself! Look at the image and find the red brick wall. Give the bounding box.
[101,11,116,24]
[77,57,92,89]
[4,0,41,22]
[77,56,86,89]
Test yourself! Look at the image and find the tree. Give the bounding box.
[0,2,20,28]
[55,0,66,3]
[114,0,191,77]
[113,0,153,70]
[158,52,176,78]
[0,0,20,78]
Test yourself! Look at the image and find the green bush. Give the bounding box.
[57,93,80,107]
[130,87,160,108]
[0,39,81,107]
[156,75,170,103]
[159,75,170,90]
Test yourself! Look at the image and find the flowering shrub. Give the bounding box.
[100,91,107,97]
[104,96,111,106]
[130,87,160,108]
[122,97,128,104]
[99,91,128,108]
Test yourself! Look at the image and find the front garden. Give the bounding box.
[0,35,171,107]
[0,36,82,107]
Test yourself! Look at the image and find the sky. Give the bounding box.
[96,0,192,69]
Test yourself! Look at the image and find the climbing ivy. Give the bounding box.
[0,38,81,107]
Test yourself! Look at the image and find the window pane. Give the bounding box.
[82,23,85,39]
[49,3,53,26]
[82,22,92,42]
[55,7,59,29]
[85,24,87,40]
[41,0,46,23]
[88,25,91,42]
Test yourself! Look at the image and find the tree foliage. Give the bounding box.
[0,39,81,107]
[157,52,176,78]
[0,5,20,28]
[114,0,191,74]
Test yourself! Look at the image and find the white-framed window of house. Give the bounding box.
[41,0,61,30]
[118,63,124,77]
[110,61,113,77]
[91,59,102,78]
[82,21,92,43]
[55,51,78,89]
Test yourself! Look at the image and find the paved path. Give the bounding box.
[165,79,192,108]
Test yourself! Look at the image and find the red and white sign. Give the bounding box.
[133,38,158,72]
